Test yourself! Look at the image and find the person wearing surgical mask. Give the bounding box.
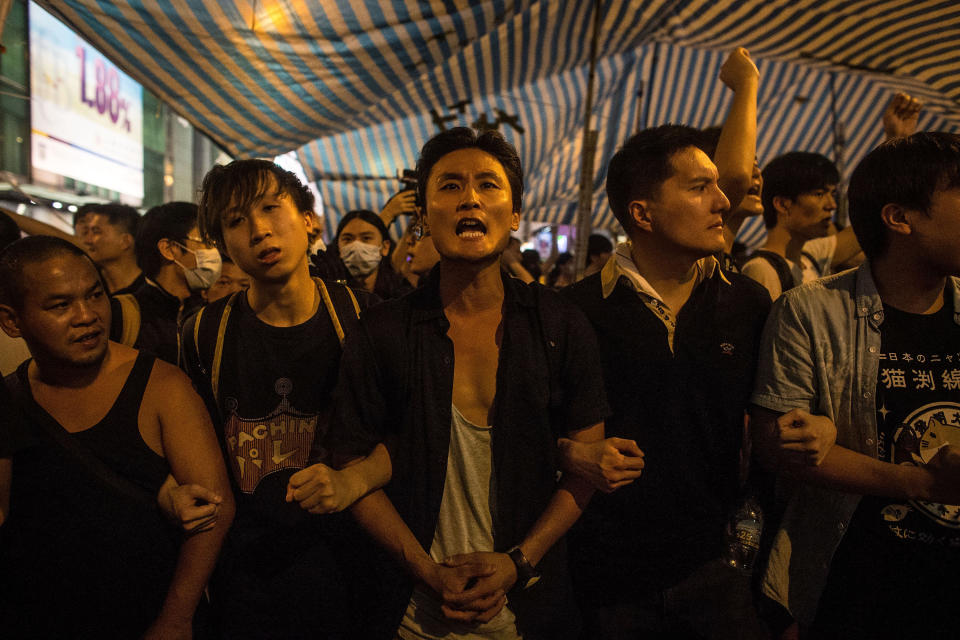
[107,202,217,365]
[313,209,411,300]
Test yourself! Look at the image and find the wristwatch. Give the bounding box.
[507,545,541,590]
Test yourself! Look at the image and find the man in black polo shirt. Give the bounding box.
[563,125,771,639]
[326,127,610,639]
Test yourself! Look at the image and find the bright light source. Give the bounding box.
[52,201,63,209]
[16,203,26,214]
[67,205,78,213]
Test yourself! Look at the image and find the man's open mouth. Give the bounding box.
[456,218,486,238]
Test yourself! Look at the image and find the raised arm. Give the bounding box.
[145,363,235,639]
[882,92,923,141]
[714,47,759,218]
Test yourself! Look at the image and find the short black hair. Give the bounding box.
[849,131,960,260]
[416,127,523,214]
[198,159,315,250]
[587,233,613,259]
[697,126,723,160]
[74,202,141,236]
[0,236,97,310]
[0,212,21,250]
[761,152,839,229]
[606,124,706,233]
[136,202,198,278]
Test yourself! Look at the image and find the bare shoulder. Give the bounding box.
[142,357,202,410]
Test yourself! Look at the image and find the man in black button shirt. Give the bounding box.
[563,124,771,639]
[326,128,610,639]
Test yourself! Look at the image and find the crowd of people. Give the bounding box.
[0,46,958,640]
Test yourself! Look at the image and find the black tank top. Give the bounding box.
[1,353,178,638]
[67,352,169,493]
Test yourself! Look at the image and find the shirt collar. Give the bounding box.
[600,241,730,301]
[411,262,534,325]
[855,262,960,327]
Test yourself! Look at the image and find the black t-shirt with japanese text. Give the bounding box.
[816,298,960,637]
[180,286,372,639]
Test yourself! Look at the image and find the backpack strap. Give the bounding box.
[313,277,360,344]
[191,292,241,407]
[752,250,798,294]
[113,293,141,347]
[209,293,239,404]
[801,250,822,277]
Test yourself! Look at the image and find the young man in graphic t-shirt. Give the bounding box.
[751,132,960,637]
[181,159,390,638]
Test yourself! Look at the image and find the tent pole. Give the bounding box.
[829,72,848,226]
[574,0,603,280]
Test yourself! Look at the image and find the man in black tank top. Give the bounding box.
[0,237,235,638]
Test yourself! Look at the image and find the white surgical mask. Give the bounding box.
[340,240,383,278]
[175,245,222,291]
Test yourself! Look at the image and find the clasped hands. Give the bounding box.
[425,551,518,624]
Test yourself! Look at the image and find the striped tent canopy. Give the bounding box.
[37,0,960,245]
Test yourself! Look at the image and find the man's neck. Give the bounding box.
[360,267,379,294]
[247,263,319,327]
[100,258,142,293]
[871,251,948,315]
[762,225,806,263]
[154,265,191,302]
[438,257,505,316]
[30,346,110,390]
[629,238,701,312]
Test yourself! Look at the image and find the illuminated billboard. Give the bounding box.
[29,2,144,198]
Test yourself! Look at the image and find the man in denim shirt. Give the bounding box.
[751,132,960,638]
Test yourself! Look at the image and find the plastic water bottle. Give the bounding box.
[723,495,763,573]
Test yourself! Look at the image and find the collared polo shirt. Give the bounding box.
[563,251,770,602]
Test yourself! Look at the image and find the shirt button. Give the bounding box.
[443,356,451,365]
[863,391,872,399]
[868,346,878,354]
[872,312,882,320]
[866,438,875,446]
[838,522,845,531]
[860,307,868,314]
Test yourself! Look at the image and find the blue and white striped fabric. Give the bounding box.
[37,0,960,243]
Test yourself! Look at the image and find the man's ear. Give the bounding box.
[772,195,793,218]
[157,238,180,262]
[120,232,134,252]
[0,304,23,339]
[880,203,913,237]
[511,210,520,232]
[629,200,653,233]
[303,209,316,233]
